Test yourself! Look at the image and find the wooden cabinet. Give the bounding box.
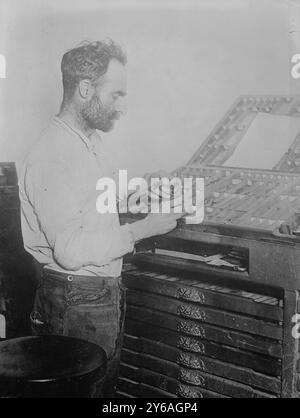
[0,163,35,338]
[118,95,300,398]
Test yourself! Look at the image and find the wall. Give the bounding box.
[0,0,295,177]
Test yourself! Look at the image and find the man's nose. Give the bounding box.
[115,97,127,116]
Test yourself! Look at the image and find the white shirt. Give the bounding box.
[18,116,134,277]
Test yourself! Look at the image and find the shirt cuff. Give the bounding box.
[121,223,135,254]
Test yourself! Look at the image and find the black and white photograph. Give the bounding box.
[0,0,300,401]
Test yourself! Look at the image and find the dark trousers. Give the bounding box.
[30,266,126,397]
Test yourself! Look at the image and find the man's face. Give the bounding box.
[81,59,127,132]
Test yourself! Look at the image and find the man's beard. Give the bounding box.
[81,93,119,132]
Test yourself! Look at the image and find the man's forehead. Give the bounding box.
[101,59,127,88]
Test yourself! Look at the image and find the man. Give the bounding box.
[19,39,182,397]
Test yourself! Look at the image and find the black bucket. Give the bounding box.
[0,335,107,397]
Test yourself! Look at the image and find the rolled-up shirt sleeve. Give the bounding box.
[24,161,134,271]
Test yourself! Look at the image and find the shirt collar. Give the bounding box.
[53,116,101,153]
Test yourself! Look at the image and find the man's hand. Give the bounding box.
[130,211,184,242]
[143,170,170,185]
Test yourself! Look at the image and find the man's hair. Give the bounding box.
[61,39,127,101]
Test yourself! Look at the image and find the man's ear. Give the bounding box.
[78,79,93,99]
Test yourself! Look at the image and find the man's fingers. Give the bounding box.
[166,212,186,221]
[173,212,186,220]
[153,170,170,178]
